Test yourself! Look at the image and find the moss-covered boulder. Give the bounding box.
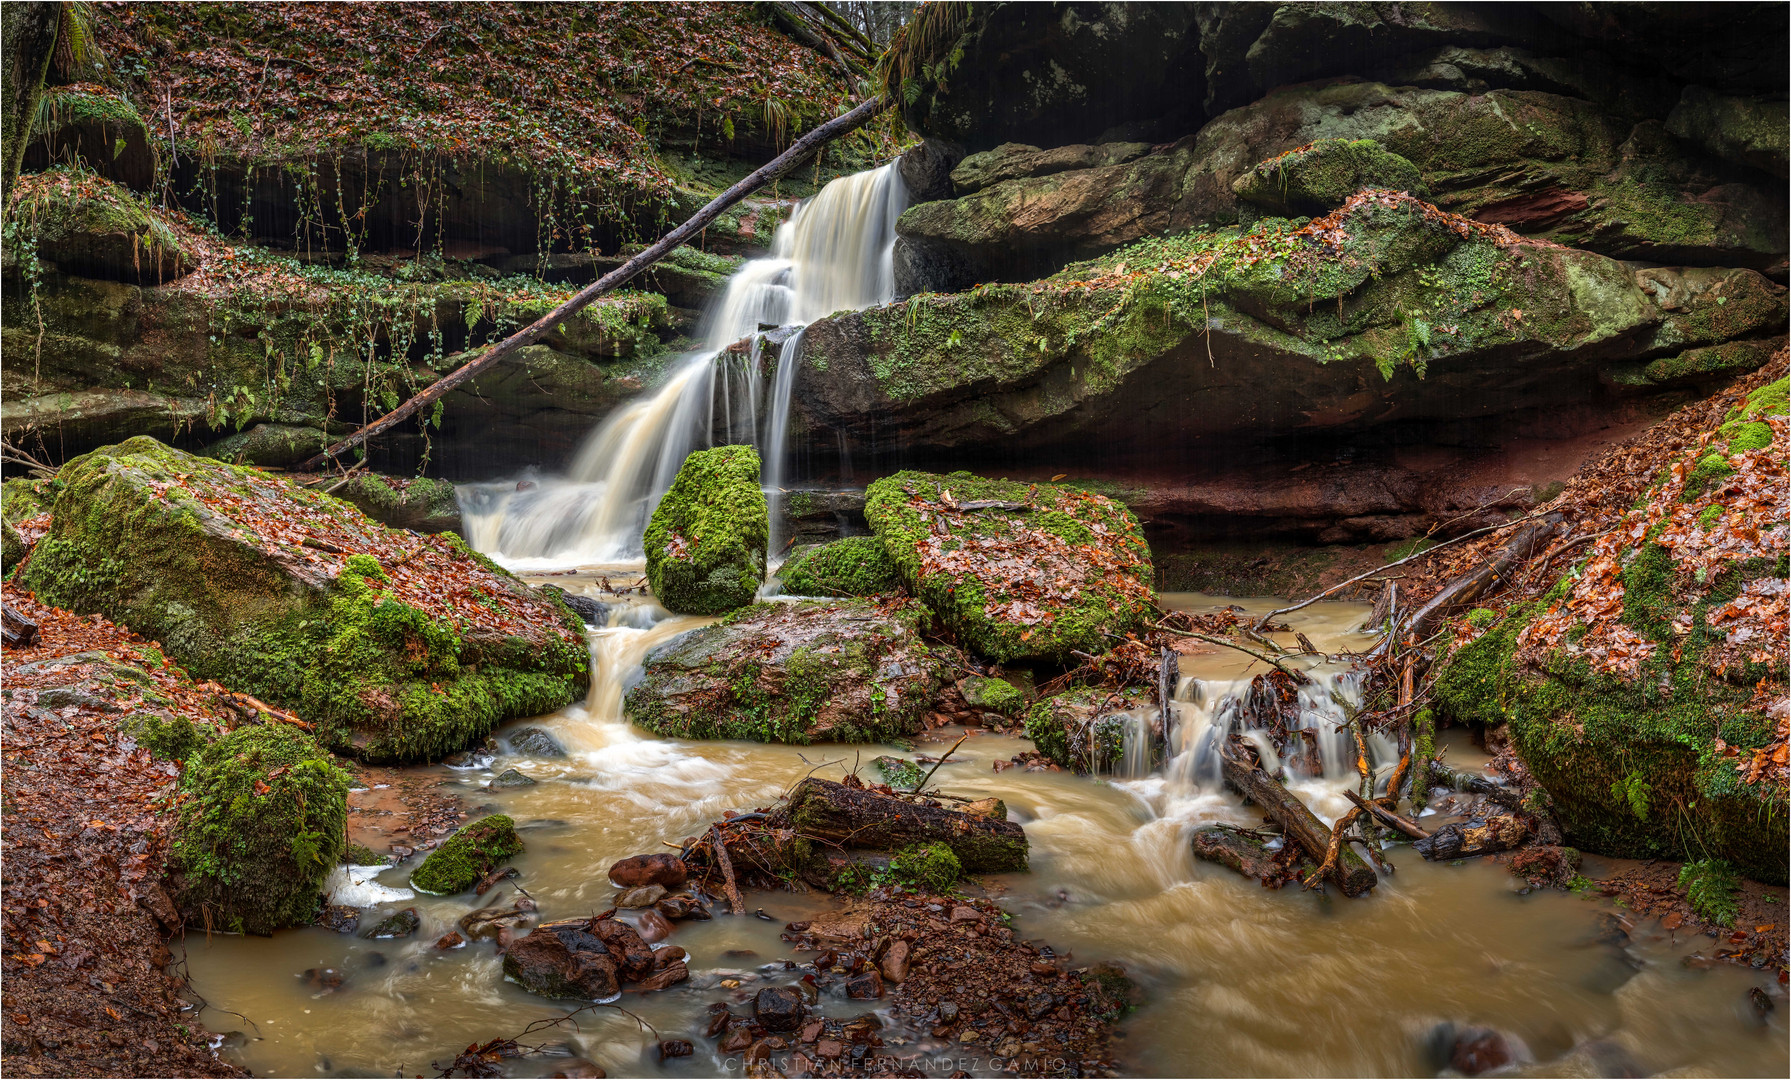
[168,724,351,934]
[22,86,158,191]
[626,599,945,743]
[863,471,1155,664]
[778,536,901,598]
[960,674,1025,716]
[1665,86,1789,179]
[200,424,332,468]
[410,814,523,895]
[644,445,767,615]
[1232,139,1427,216]
[5,169,186,282]
[1024,686,1154,774]
[1434,376,1789,882]
[329,473,462,535]
[18,437,589,762]
[950,141,1153,196]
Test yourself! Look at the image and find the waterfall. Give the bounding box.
[460,164,907,567]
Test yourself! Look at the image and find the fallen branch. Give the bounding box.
[913,732,968,792]
[708,825,745,916]
[222,691,312,730]
[298,94,890,470]
[1413,815,1529,860]
[1220,748,1375,897]
[1388,512,1562,649]
[1344,789,1430,840]
[1151,624,1310,683]
[3,602,40,648]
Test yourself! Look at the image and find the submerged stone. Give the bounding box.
[625,599,945,743]
[864,471,1155,664]
[644,445,768,616]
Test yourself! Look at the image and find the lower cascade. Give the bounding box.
[459,163,907,566]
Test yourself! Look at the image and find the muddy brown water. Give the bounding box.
[179,583,1789,1078]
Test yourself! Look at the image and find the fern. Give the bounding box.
[1610,771,1652,821]
[1678,859,1740,926]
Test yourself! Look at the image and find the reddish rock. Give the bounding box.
[591,918,655,981]
[949,906,981,924]
[634,959,688,992]
[719,1024,755,1053]
[607,853,688,889]
[636,909,674,943]
[799,1019,824,1043]
[816,1039,844,1060]
[656,945,689,967]
[844,970,884,999]
[880,940,911,983]
[1450,1028,1514,1076]
[433,931,465,950]
[658,1039,693,1060]
[502,920,620,1000]
[754,986,805,1032]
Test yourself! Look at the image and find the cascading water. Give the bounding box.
[459,164,907,567]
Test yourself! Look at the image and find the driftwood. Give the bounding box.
[2,602,39,648]
[1345,789,1431,840]
[1394,513,1562,646]
[1413,816,1529,860]
[707,825,745,915]
[1151,623,1310,682]
[1191,826,1287,886]
[1429,761,1524,812]
[298,94,891,471]
[1220,751,1376,897]
[774,778,1028,873]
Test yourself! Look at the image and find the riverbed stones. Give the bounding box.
[608,853,688,889]
[864,471,1155,664]
[625,598,946,743]
[615,884,666,909]
[487,768,537,789]
[643,444,768,615]
[410,815,523,895]
[506,726,567,757]
[16,438,590,763]
[754,986,805,1032]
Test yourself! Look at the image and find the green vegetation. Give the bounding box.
[1024,686,1152,774]
[169,724,351,935]
[1233,139,1428,216]
[409,815,523,895]
[644,445,768,615]
[887,842,963,892]
[779,535,901,597]
[960,674,1025,714]
[1678,859,1741,926]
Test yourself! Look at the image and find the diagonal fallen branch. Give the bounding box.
[1151,623,1310,682]
[298,94,891,471]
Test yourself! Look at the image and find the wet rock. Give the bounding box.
[655,893,710,920]
[503,918,641,1000]
[844,970,884,999]
[487,768,538,789]
[547,1059,606,1079]
[434,931,465,950]
[627,599,946,743]
[633,958,690,992]
[315,904,360,934]
[1426,1023,1517,1077]
[658,1039,692,1060]
[871,755,924,790]
[719,1023,755,1053]
[411,815,523,895]
[302,967,346,993]
[24,87,159,191]
[506,726,567,758]
[616,884,667,909]
[754,986,805,1032]
[1024,686,1154,774]
[657,946,689,966]
[362,907,420,939]
[636,909,673,943]
[459,904,534,940]
[608,853,688,889]
[643,444,767,615]
[1666,85,1789,178]
[441,750,495,770]
[879,940,911,984]
[547,591,609,627]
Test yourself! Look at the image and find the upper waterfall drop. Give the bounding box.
[459,164,908,567]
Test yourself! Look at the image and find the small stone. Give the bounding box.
[362,908,420,939]
[636,909,674,943]
[816,1039,843,1060]
[616,883,667,909]
[316,904,359,934]
[547,1060,605,1079]
[608,853,689,889]
[634,960,688,992]
[963,798,1007,819]
[487,768,537,789]
[938,1002,960,1022]
[719,1024,755,1053]
[507,726,566,757]
[744,1040,773,1063]
[434,931,465,950]
[1450,1027,1514,1076]
[949,905,980,924]
[754,986,805,1032]
[657,946,689,966]
[303,967,346,993]
[1026,992,1055,1020]
[844,969,884,999]
[658,1039,693,1060]
[879,939,911,983]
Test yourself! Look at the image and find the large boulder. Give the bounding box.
[21,87,158,191]
[1433,374,1789,882]
[6,169,187,282]
[503,917,657,1000]
[1665,86,1789,179]
[644,445,768,615]
[167,724,351,934]
[893,3,1204,152]
[805,191,1687,460]
[329,473,462,535]
[863,471,1155,664]
[1231,138,1427,216]
[17,437,589,762]
[625,599,945,743]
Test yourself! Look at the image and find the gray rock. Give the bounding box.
[488,768,539,789]
[362,907,420,939]
[507,726,566,758]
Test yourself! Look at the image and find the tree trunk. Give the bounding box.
[297,94,890,472]
[2,2,60,202]
[1221,751,1377,897]
[1191,826,1287,886]
[775,778,1028,872]
[1344,789,1431,840]
[1413,816,1529,860]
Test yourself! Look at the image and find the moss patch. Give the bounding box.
[1233,138,1428,216]
[169,723,351,934]
[1024,686,1153,774]
[779,535,901,598]
[409,814,522,895]
[645,445,768,615]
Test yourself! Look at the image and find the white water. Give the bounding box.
[460,164,907,567]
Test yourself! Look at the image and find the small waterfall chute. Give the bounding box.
[461,163,907,566]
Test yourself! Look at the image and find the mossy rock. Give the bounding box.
[960,675,1025,715]
[626,599,945,744]
[409,814,523,895]
[644,445,767,615]
[200,424,331,468]
[169,724,351,935]
[6,168,187,282]
[887,842,962,892]
[9,651,223,763]
[778,535,901,598]
[24,87,158,191]
[864,471,1155,664]
[17,437,589,763]
[1233,138,1428,216]
[329,473,462,535]
[872,754,925,789]
[1,477,59,524]
[1024,685,1153,774]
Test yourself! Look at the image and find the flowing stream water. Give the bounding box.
[179,586,1788,1079]
[457,164,907,567]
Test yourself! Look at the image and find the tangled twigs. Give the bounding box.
[433,1002,658,1077]
[1303,807,1369,890]
[1151,623,1310,682]
[1,437,56,478]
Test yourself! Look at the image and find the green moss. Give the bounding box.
[960,674,1024,714]
[409,814,522,895]
[343,843,390,866]
[1,477,59,523]
[872,754,925,789]
[644,445,768,615]
[1024,686,1151,774]
[169,724,351,934]
[779,535,901,597]
[887,842,962,892]
[1233,139,1428,216]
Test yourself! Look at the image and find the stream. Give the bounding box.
[180,583,1789,1079]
